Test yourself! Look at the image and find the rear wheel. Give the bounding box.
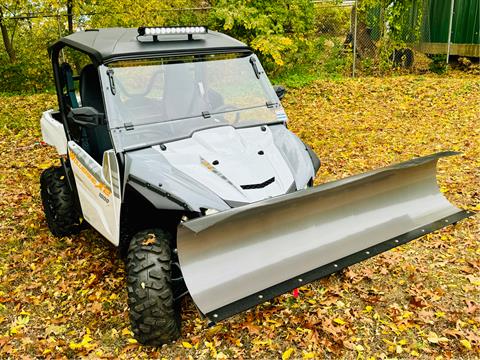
[126,229,181,345]
[40,166,82,237]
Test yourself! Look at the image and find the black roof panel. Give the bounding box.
[49,27,250,63]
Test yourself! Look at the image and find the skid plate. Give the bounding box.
[177,152,474,321]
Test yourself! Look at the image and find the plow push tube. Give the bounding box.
[177,152,474,322]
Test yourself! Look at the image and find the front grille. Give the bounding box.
[240,177,275,190]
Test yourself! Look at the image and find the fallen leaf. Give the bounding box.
[466,275,480,286]
[282,348,294,360]
[427,332,449,344]
[459,339,472,350]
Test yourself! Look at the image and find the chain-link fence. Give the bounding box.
[1,0,478,92]
[313,0,479,76]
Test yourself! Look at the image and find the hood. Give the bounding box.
[157,125,296,205]
[125,124,314,212]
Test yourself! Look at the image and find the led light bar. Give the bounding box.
[138,26,208,37]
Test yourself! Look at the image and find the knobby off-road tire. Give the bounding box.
[40,166,82,237]
[126,229,181,345]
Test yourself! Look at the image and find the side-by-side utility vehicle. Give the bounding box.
[40,26,474,345]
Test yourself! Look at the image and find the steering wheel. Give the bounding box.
[211,104,241,123]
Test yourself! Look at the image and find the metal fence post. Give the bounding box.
[446,0,455,64]
[352,0,358,77]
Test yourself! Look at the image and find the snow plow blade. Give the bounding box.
[177,151,474,322]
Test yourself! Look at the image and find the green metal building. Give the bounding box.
[365,0,480,58]
[419,0,480,57]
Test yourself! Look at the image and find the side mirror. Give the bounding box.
[68,107,103,127]
[273,85,286,100]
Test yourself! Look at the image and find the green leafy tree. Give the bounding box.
[209,0,315,69]
[80,0,208,29]
[1,1,61,91]
[355,0,423,45]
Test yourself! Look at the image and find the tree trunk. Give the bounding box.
[0,9,16,63]
[67,0,73,34]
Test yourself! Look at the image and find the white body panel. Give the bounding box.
[155,126,295,204]
[40,118,314,243]
[125,124,315,212]
[68,141,121,245]
[40,110,68,155]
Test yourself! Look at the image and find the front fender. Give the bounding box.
[124,148,230,212]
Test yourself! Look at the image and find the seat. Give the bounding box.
[80,64,105,113]
[79,64,112,163]
[163,62,197,120]
[163,62,212,120]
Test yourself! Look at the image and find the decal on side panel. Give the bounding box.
[69,149,111,197]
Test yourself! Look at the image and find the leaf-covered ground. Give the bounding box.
[0,75,479,359]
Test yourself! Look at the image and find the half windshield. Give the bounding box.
[101,54,279,131]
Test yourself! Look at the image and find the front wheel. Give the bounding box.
[126,229,181,345]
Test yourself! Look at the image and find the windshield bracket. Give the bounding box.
[106,69,116,95]
[124,122,134,131]
[249,57,261,79]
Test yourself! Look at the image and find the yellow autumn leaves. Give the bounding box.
[0,74,479,358]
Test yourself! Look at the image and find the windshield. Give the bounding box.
[101,54,279,130]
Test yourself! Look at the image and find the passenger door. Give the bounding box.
[68,141,122,245]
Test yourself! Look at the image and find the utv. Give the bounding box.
[40,26,473,345]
